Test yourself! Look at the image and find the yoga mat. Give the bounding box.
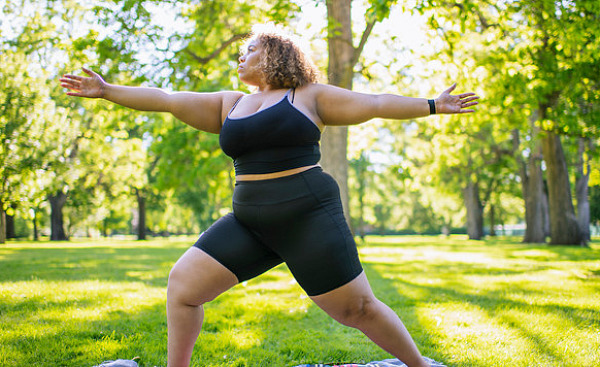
[293,357,446,367]
[92,356,447,366]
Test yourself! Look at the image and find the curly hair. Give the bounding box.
[251,32,319,89]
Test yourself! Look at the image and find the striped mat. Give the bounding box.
[293,357,446,367]
[92,356,446,366]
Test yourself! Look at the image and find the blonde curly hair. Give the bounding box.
[250,32,319,89]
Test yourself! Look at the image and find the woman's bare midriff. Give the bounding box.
[235,165,320,181]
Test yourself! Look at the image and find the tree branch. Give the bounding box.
[352,19,376,66]
[184,33,249,64]
[446,1,500,30]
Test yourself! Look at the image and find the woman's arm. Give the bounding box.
[312,83,479,126]
[60,67,242,134]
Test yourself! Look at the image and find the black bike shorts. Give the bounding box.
[193,167,363,296]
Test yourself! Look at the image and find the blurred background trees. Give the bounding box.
[1,0,598,246]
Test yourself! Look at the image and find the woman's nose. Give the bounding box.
[239,54,246,63]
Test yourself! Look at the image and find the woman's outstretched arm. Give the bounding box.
[312,83,479,126]
[60,67,242,134]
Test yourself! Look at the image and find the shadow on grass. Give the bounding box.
[386,274,597,366]
[0,242,401,366]
[361,262,450,364]
[3,238,599,366]
[361,238,600,367]
[0,243,189,286]
[1,299,168,366]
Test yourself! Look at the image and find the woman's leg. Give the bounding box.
[310,272,429,367]
[167,247,238,367]
[167,212,282,367]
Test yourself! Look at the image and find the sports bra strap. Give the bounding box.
[229,95,244,114]
[284,88,296,104]
[290,88,296,103]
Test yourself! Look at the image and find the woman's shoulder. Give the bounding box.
[221,90,246,100]
[297,83,353,102]
[220,90,246,105]
[296,83,333,96]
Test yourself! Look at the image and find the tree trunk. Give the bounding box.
[463,179,484,240]
[102,218,108,238]
[514,124,547,243]
[0,198,5,244]
[541,131,584,245]
[322,127,350,221]
[135,189,146,240]
[489,204,496,236]
[576,137,591,242]
[323,0,354,225]
[49,191,68,241]
[542,180,551,237]
[355,155,367,240]
[6,204,16,239]
[33,208,39,241]
[524,143,547,243]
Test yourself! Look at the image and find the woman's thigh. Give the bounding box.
[193,213,284,283]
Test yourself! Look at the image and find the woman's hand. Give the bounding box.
[435,83,479,114]
[59,67,106,98]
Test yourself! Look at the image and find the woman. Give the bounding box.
[61,31,478,367]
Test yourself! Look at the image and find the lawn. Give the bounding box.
[0,236,599,367]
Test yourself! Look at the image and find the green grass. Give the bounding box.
[1,236,599,367]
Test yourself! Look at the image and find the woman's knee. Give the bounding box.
[167,247,238,306]
[167,263,215,306]
[335,296,379,328]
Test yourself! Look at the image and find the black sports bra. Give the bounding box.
[219,89,322,175]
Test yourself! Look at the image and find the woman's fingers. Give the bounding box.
[59,74,84,91]
[461,95,480,103]
[82,66,97,77]
[457,92,475,98]
[458,96,479,109]
[60,77,81,90]
[435,84,479,114]
[59,76,79,83]
[443,83,457,94]
[61,73,83,81]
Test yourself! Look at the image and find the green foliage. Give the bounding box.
[168,0,300,90]
[1,0,304,237]
[142,0,301,230]
[388,0,600,236]
[0,8,74,226]
[366,0,398,22]
[8,0,597,238]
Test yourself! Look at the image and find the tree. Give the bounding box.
[323,0,395,226]
[0,51,44,243]
[523,0,599,245]
[84,0,303,235]
[0,0,117,241]
[0,3,71,242]
[513,126,549,243]
[412,0,600,245]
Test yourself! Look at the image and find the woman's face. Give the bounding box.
[238,39,265,87]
